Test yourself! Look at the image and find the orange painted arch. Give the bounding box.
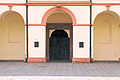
[41,6,77,25]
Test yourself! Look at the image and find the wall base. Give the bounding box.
[119,58,120,62]
[26,58,46,63]
[72,58,94,63]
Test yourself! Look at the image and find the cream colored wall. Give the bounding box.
[73,26,89,58]
[0,11,25,60]
[94,11,120,61]
[46,10,72,23]
[28,26,46,58]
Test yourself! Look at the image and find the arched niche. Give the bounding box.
[93,11,120,61]
[0,11,25,60]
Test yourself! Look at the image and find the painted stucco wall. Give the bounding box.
[0,11,25,60]
[28,6,90,24]
[28,26,46,58]
[0,0,120,61]
[73,26,89,58]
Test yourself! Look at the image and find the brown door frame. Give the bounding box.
[46,23,73,61]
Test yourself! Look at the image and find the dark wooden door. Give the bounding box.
[49,37,70,60]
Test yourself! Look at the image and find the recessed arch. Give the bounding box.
[93,10,120,61]
[41,6,77,25]
[0,10,25,60]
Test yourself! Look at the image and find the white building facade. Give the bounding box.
[0,0,120,63]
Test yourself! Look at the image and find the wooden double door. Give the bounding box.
[49,37,70,60]
[46,23,73,61]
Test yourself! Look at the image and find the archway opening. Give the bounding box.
[93,11,120,61]
[49,30,70,60]
[45,9,73,61]
[0,11,25,60]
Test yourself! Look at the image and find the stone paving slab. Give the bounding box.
[0,62,119,77]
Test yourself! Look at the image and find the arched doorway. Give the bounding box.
[45,8,74,61]
[49,30,70,60]
[0,11,25,60]
[93,11,120,61]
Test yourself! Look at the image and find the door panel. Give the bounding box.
[49,37,70,60]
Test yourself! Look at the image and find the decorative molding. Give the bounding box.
[0,3,26,6]
[28,1,91,6]
[24,24,94,27]
[0,2,120,6]
[27,58,47,63]
[106,5,110,11]
[73,24,94,26]
[72,58,94,63]
[8,5,12,10]
[92,3,120,6]
[41,6,77,25]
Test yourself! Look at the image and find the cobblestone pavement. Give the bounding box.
[0,62,120,77]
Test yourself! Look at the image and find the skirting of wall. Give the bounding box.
[72,58,94,63]
[25,58,47,63]
[119,58,120,62]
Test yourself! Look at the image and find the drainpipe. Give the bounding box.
[26,0,28,62]
[90,0,92,63]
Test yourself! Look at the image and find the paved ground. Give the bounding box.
[0,62,120,77]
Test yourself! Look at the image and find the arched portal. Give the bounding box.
[93,11,120,61]
[49,30,70,60]
[0,11,25,60]
[45,7,73,61]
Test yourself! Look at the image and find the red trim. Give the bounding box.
[8,5,12,10]
[24,24,94,26]
[73,24,94,26]
[28,24,46,26]
[72,58,94,63]
[0,3,26,6]
[119,58,120,62]
[29,1,90,3]
[28,1,90,6]
[28,58,47,63]
[106,5,110,10]
[0,2,120,6]
[24,58,26,62]
[92,3,120,6]
[41,6,77,25]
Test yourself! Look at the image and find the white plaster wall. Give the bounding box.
[93,0,120,3]
[28,6,89,24]
[0,0,25,3]
[110,6,120,17]
[73,26,89,58]
[28,26,46,58]
[28,6,53,24]
[0,6,9,15]
[66,6,90,24]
